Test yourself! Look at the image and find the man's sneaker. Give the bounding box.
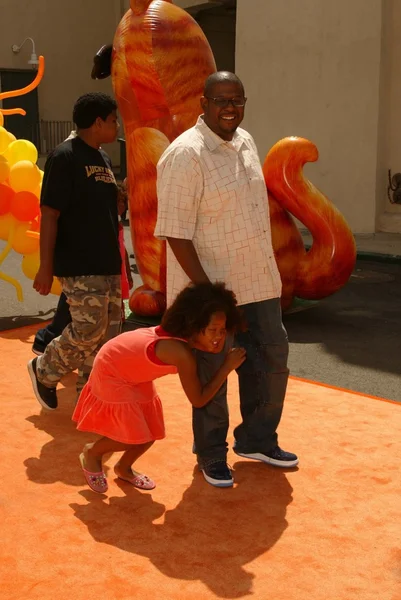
[27,358,58,410]
[201,461,234,488]
[234,446,299,468]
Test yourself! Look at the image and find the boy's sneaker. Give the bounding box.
[234,446,299,468]
[32,341,45,356]
[27,358,58,410]
[201,460,234,488]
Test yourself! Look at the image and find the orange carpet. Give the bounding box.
[1,325,400,600]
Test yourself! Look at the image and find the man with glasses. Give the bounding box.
[154,71,298,487]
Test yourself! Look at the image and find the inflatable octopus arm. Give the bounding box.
[107,0,355,315]
[263,137,356,301]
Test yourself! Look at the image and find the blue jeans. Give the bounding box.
[192,298,289,467]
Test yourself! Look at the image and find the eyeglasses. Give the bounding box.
[205,96,247,108]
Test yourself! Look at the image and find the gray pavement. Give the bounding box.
[1,226,400,401]
[301,230,401,259]
[285,259,401,402]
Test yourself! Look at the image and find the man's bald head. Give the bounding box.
[203,71,245,97]
[200,71,246,141]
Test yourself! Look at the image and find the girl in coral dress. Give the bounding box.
[73,282,246,493]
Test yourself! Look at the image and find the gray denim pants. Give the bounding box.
[192,297,289,468]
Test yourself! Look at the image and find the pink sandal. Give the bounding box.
[115,471,156,490]
[79,453,108,493]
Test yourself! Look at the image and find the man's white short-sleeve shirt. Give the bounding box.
[154,116,282,306]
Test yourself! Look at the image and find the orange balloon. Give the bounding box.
[33,183,42,199]
[12,221,39,254]
[9,160,41,193]
[0,183,15,215]
[0,213,14,240]
[30,215,40,232]
[10,190,40,222]
[3,139,38,166]
[0,126,15,153]
[50,278,62,296]
[0,155,10,183]
[21,250,39,279]
[21,250,61,296]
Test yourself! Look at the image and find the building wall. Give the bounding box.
[236,0,385,234]
[174,0,207,8]
[0,0,124,164]
[377,0,401,232]
[174,1,235,71]
[1,0,401,232]
[195,5,236,72]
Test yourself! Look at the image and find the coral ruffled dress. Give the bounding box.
[72,326,186,444]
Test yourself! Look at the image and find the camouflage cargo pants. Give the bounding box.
[36,275,122,395]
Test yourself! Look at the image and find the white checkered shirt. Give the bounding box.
[154,116,282,306]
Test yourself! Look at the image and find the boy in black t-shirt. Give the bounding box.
[28,93,122,410]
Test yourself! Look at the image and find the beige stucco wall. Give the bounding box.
[2,0,401,232]
[376,0,401,232]
[0,0,124,164]
[236,0,385,234]
[174,0,209,8]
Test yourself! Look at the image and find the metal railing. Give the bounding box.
[30,120,75,154]
[27,123,127,178]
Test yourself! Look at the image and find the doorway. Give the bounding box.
[187,1,236,72]
[0,69,40,145]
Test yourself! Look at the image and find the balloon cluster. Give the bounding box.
[0,57,61,300]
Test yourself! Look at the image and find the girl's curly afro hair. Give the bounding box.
[161,282,245,339]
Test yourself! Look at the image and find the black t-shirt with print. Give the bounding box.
[40,136,121,277]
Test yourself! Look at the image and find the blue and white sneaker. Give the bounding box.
[27,357,58,410]
[201,460,234,487]
[234,446,299,468]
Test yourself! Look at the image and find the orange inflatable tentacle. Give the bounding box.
[112,28,142,130]
[0,56,44,108]
[130,0,171,16]
[268,193,306,310]
[127,127,170,314]
[263,137,356,299]
[113,0,216,316]
[0,108,26,116]
[124,10,171,127]
[128,127,169,289]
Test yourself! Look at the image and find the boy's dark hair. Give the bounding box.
[161,282,245,339]
[72,92,117,129]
